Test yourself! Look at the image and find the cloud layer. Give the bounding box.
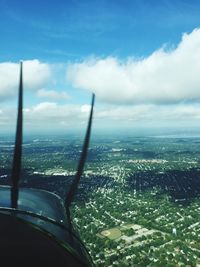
[0,60,51,101]
[1,102,200,133]
[1,29,200,133]
[37,89,69,101]
[67,28,200,105]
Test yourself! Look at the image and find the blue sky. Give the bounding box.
[1,0,200,133]
[1,0,200,61]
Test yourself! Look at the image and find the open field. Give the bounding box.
[101,228,121,240]
[100,223,160,243]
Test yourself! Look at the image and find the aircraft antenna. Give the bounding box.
[11,61,23,209]
[65,93,95,209]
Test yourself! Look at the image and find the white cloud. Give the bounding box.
[32,102,58,113]
[23,60,51,89]
[67,28,200,105]
[0,59,51,101]
[29,102,90,123]
[81,104,90,113]
[2,102,200,133]
[37,89,69,101]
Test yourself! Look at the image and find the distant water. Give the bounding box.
[151,134,200,138]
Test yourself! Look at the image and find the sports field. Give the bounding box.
[99,223,147,241]
[100,228,122,240]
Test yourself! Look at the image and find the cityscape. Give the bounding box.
[0,133,200,266]
[1,0,200,266]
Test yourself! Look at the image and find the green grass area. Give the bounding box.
[120,223,134,230]
[96,233,104,239]
[100,228,122,240]
[100,224,141,241]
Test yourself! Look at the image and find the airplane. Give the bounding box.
[0,62,95,266]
